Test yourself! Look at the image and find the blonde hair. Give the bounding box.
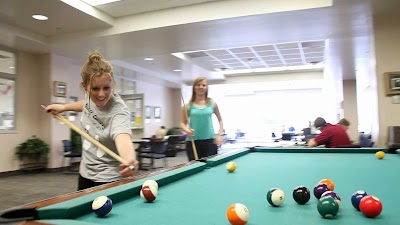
[190,76,211,104]
[80,52,115,91]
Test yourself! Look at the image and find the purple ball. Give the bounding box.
[321,191,341,205]
[313,183,330,199]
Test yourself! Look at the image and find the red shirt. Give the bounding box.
[314,123,352,148]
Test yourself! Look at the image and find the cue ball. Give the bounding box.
[267,188,285,207]
[92,196,112,217]
[226,161,237,172]
[293,186,311,205]
[140,185,158,203]
[226,203,250,225]
[142,179,159,190]
[375,151,385,159]
[359,195,383,218]
[351,190,369,210]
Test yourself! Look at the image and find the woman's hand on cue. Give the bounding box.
[45,104,65,115]
[119,160,139,177]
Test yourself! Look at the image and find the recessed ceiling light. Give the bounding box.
[144,58,154,61]
[32,14,48,21]
[173,69,181,72]
[9,66,15,69]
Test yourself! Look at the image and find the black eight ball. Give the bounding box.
[293,186,311,205]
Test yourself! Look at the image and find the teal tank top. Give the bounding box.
[187,102,216,141]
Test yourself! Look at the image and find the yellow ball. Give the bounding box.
[226,161,236,172]
[375,151,385,159]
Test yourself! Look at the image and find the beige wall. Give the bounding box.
[374,15,400,147]
[342,80,359,142]
[0,52,49,172]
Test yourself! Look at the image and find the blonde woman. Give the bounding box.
[180,77,224,160]
[46,52,139,190]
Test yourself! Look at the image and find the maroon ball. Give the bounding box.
[313,183,330,199]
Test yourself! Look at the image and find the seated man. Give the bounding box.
[155,126,167,139]
[308,117,352,148]
[338,118,350,131]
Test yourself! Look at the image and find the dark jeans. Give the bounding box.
[185,139,218,161]
[78,175,111,191]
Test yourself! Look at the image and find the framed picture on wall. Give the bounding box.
[145,106,152,119]
[154,106,161,119]
[384,71,400,96]
[53,81,67,97]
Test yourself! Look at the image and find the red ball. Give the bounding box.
[359,195,382,218]
[140,185,158,203]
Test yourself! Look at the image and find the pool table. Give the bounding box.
[1,147,398,225]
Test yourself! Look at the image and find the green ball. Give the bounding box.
[266,188,285,207]
[317,196,339,219]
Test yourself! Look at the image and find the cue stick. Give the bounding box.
[41,104,135,170]
[180,95,199,160]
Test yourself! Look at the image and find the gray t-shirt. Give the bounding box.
[79,93,132,182]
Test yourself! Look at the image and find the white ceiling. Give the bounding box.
[0,0,399,87]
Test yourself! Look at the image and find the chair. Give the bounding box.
[61,140,82,172]
[138,140,168,170]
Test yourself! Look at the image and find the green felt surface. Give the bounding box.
[39,149,399,225]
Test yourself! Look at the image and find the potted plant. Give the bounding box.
[15,136,49,169]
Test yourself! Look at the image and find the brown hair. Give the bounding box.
[80,52,115,91]
[189,77,211,104]
[338,118,350,126]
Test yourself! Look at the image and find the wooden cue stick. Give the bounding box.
[180,95,199,160]
[41,105,135,170]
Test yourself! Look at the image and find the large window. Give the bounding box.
[0,50,15,131]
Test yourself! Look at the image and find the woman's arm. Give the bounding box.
[45,100,83,114]
[180,106,194,138]
[115,133,139,177]
[214,103,224,146]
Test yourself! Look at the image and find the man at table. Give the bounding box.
[308,117,352,148]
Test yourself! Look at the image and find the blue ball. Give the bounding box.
[351,190,368,210]
[92,196,113,217]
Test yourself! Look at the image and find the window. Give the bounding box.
[0,50,16,131]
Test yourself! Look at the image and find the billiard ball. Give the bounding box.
[321,191,341,206]
[226,161,236,172]
[293,186,311,205]
[351,190,368,210]
[142,179,158,190]
[359,195,383,218]
[375,151,385,159]
[92,196,112,217]
[313,183,330,199]
[226,203,249,225]
[267,188,285,207]
[317,196,339,219]
[140,185,158,203]
[318,178,335,191]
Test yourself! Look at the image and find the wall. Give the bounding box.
[374,14,400,147]
[0,52,45,172]
[342,80,359,142]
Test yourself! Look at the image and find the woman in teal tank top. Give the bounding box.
[180,77,224,161]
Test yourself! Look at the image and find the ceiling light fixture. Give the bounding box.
[173,69,181,72]
[32,14,48,21]
[144,58,154,61]
[9,66,15,69]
